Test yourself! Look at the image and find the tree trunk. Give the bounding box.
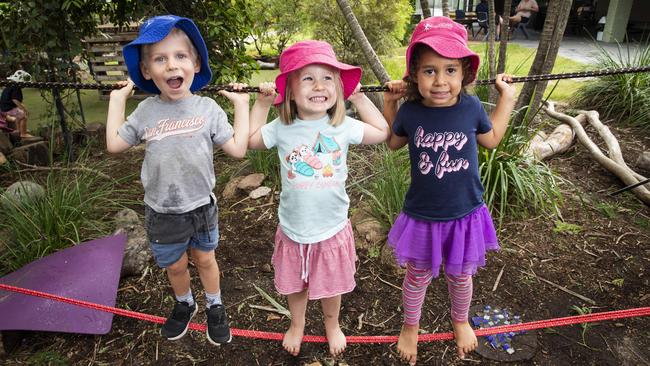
[514,0,573,125]
[487,0,497,103]
[497,0,512,74]
[336,0,390,84]
[442,0,449,17]
[420,0,431,19]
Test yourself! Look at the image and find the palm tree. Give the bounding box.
[420,0,431,19]
[487,0,497,103]
[335,0,390,84]
[497,0,512,74]
[514,0,573,125]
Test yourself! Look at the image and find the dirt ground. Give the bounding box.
[0,119,649,366]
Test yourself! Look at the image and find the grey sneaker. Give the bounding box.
[206,304,232,345]
[161,299,198,340]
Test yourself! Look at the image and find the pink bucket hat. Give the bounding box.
[405,16,480,82]
[274,40,362,105]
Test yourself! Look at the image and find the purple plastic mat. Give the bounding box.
[0,233,126,334]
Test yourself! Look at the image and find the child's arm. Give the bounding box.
[106,80,135,154]
[218,83,250,159]
[347,84,389,145]
[248,82,276,150]
[383,80,408,151]
[477,74,517,149]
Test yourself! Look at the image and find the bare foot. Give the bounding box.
[452,321,477,359]
[397,324,419,365]
[324,321,346,357]
[282,324,304,356]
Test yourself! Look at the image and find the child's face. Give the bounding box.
[415,49,464,108]
[140,32,200,102]
[288,65,338,120]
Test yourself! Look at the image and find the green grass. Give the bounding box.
[553,221,583,235]
[249,69,279,86]
[22,88,139,131]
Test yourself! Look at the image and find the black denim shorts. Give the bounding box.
[144,198,217,245]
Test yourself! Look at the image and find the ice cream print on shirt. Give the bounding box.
[414,126,469,178]
[284,132,343,184]
[143,116,206,141]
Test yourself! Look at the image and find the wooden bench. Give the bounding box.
[83,24,150,100]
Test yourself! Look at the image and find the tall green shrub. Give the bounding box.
[358,145,409,230]
[250,0,306,56]
[572,41,650,129]
[246,149,281,188]
[478,111,564,225]
[307,0,412,79]
[0,165,126,275]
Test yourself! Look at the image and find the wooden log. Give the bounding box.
[525,123,575,160]
[580,110,646,182]
[636,152,650,172]
[542,102,650,204]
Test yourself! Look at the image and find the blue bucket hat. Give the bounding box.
[123,15,212,94]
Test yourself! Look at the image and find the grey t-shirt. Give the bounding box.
[118,95,234,214]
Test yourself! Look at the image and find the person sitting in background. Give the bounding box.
[509,0,538,28]
[576,0,594,17]
[475,0,503,39]
[0,70,34,138]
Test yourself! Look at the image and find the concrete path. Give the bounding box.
[508,29,647,65]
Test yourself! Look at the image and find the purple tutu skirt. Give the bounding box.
[388,204,499,278]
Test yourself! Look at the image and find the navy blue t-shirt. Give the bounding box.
[393,94,492,221]
[0,86,22,112]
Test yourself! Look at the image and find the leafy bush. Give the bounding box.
[246,149,281,188]
[472,49,564,225]
[250,0,306,57]
[306,0,412,79]
[479,109,564,226]
[0,164,126,275]
[358,145,409,230]
[572,40,650,129]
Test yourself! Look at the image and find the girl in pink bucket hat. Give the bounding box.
[382,16,516,364]
[248,40,389,357]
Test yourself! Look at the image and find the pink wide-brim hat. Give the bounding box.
[405,16,480,82]
[274,40,362,105]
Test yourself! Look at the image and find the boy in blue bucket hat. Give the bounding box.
[106,15,250,345]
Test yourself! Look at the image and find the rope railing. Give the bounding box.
[1,283,649,343]
[1,66,649,93]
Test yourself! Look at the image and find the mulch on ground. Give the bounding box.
[0,122,648,365]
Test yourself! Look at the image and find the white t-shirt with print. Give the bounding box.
[261,115,364,243]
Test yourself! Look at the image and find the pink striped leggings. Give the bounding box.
[402,263,473,325]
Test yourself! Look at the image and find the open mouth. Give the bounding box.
[167,76,184,89]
